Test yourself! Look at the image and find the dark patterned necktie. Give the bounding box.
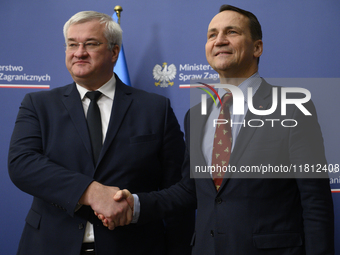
[211,93,233,190]
[86,91,102,165]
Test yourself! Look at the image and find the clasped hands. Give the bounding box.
[79,181,133,230]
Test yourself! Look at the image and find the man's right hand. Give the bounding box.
[79,181,133,230]
[95,189,134,230]
[114,189,134,208]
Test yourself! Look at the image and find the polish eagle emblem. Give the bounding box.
[153,62,176,87]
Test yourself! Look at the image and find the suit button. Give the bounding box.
[215,197,222,204]
[210,230,214,237]
[79,223,84,230]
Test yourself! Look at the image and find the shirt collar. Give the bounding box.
[217,72,261,105]
[76,74,116,100]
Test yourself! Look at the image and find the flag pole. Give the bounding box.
[112,5,131,86]
[114,5,122,25]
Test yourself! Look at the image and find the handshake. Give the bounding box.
[79,181,134,230]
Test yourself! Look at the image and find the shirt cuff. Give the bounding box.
[132,194,140,223]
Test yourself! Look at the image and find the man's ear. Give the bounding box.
[254,40,263,58]
[111,44,120,63]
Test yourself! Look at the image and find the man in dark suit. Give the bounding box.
[107,5,334,255]
[8,11,194,255]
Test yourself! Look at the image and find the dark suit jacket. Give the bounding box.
[138,79,334,255]
[8,74,195,255]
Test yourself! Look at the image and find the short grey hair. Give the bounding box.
[63,11,122,51]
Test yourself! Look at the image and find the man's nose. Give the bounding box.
[74,43,88,57]
[214,33,229,46]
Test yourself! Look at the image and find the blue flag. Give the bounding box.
[112,13,131,86]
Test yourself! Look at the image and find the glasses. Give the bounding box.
[65,40,107,52]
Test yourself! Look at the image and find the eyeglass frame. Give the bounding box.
[64,40,113,52]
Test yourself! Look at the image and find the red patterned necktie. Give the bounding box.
[211,93,233,190]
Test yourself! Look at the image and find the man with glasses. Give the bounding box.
[8,11,194,255]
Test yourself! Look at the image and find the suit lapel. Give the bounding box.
[62,78,133,169]
[190,98,219,192]
[219,80,273,192]
[61,83,93,162]
[98,77,132,164]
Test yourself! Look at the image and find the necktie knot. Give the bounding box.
[86,91,102,102]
